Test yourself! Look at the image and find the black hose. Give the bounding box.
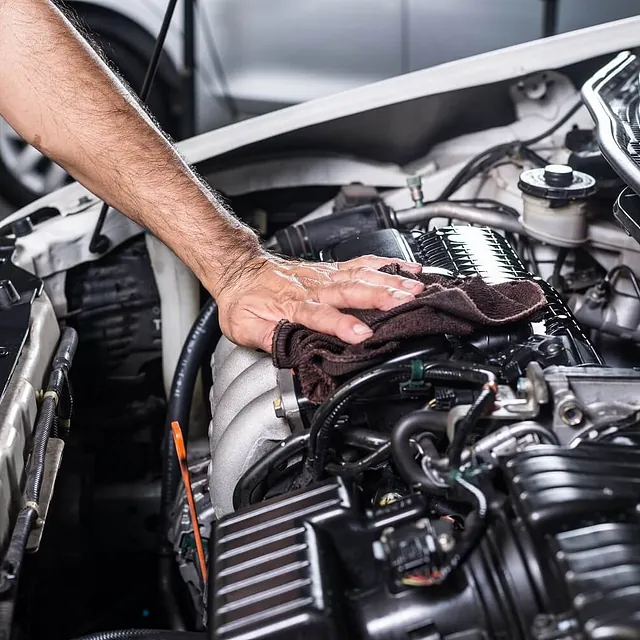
[325,442,392,477]
[307,363,411,478]
[73,631,204,640]
[390,410,448,494]
[550,247,569,292]
[342,428,389,450]
[0,327,77,621]
[158,556,188,632]
[309,361,496,480]
[447,383,497,469]
[233,432,310,510]
[158,298,220,630]
[160,298,220,526]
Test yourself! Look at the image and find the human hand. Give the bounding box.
[212,253,425,352]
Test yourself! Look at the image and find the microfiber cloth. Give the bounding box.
[272,265,547,403]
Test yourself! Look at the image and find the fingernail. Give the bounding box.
[402,279,423,290]
[392,290,414,300]
[353,324,373,336]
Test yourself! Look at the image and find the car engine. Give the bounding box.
[6,48,640,640]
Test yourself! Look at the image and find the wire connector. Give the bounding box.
[399,360,428,394]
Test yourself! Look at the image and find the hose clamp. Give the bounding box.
[43,390,59,406]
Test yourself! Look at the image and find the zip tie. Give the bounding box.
[43,390,59,406]
[24,501,40,518]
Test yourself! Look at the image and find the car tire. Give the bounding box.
[0,27,175,207]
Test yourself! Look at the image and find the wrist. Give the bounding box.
[204,237,271,301]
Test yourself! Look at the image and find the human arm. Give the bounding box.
[0,0,425,351]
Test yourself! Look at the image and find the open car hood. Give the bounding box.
[4,14,640,225]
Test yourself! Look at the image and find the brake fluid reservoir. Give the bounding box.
[519,164,596,247]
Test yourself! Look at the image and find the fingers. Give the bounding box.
[314,280,415,312]
[337,254,423,275]
[289,301,374,344]
[331,265,424,294]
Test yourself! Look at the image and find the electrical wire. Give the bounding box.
[437,100,583,201]
[400,474,490,588]
[604,264,640,301]
[550,247,570,292]
[522,100,583,146]
[446,381,498,469]
[440,198,520,218]
[438,142,515,201]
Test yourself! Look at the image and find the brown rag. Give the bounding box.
[272,265,547,404]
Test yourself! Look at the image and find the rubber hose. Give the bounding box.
[233,432,310,510]
[26,327,78,501]
[73,630,204,640]
[342,429,389,450]
[390,409,448,494]
[325,442,392,477]
[24,396,56,501]
[447,386,496,469]
[159,555,187,632]
[307,363,411,470]
[161,298,220,521]
[158,298,220,631]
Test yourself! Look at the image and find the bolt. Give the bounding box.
[415,518,429,530]
[545,343,561,356]
[0,347,8,358]
[437,533,456,553]
[560,404,584,427]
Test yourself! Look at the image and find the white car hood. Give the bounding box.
[6,13,640,224]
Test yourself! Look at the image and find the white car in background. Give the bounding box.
[0,0,638,205]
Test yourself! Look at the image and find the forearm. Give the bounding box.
[0,0,261,294]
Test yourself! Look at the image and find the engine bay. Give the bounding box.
[4,46,640,640]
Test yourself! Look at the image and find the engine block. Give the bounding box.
[207,226,600,520]
[208,442,640,640]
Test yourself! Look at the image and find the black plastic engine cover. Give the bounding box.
[210,443,640,640]
[208,478,540,640]
[209,480,348,639]
[504,444,640,639]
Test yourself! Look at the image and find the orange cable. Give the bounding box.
[171,421,208,583]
